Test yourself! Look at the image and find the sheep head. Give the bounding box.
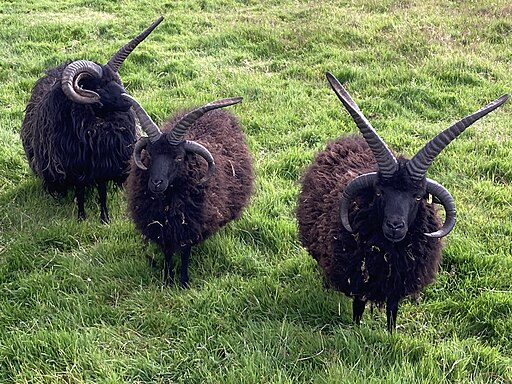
[326,72,508,242]
[60,16,164,106]
[122,93,243,194]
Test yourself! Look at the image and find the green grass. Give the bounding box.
[1,0,512,382]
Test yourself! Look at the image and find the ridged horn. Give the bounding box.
[406,94,509,182]
[61,60,103,104]
[183,141,216,184]
[107,16,164,72]
[121,93,162,143]
[326,72,398,179]
[339,172,379,233]
[168,97,243,145]
[133,137,149,171]
[425,178,456,238]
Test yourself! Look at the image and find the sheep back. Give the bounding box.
[127,108,254,252]
[297,135,443,305]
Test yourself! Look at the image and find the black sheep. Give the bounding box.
[21,17,163,222]
[297,72,509,332]
[123,94,254,287]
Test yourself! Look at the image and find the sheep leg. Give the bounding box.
[97,182,110,224]
[352,298,366,325]
[75,184,87,221]
[386,297,399,333]
[163,249,175,286]
[179,245,191,288]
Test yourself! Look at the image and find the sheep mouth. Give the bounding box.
[383,229,407,243]
[149,185,167,196]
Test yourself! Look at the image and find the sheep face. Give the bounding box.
[125,95,244,197]
[143,136,188,195]
[373,171,426,242]
[79,66,132,114]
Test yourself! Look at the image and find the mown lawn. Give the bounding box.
[0,0,511,382]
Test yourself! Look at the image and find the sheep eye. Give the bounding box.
[415,195,422,201]
[375,190,382,197]
[175,156,184,163]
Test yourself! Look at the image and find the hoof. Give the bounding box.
[100,214,110,224]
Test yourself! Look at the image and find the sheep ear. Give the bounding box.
[424,179,456,238]
[107,16,164,72]
[339,172,378,233]
[326,72,398,179]
[407,94,509,182]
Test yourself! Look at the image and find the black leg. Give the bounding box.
[75,184,86,221]
[179,245,192,288]
[98,182,110,224]
[163,249,175,286]
[386,297,399,333]
[353,298,366,325]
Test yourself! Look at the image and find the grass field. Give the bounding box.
[0,0,511,382]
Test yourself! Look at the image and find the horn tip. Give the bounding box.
[216,96,243,107]
[325,71,339,86]
[423,231,449,238]
[325,72,348,97]
[341,221,354,233]
[486,93,509,110]
[153,16,164,25]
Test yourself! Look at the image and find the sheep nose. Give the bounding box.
[386,219,405,230]
[152,179,163,187]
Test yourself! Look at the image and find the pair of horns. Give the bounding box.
[61,16,164,104]
[326,72,509,238]
[122,93,243,184]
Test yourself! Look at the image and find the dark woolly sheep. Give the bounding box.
[123,94,254,287]
[297,72,509,332]
[21,17,163,222]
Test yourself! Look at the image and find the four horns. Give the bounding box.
[122,93,243,184]
[327,71,509,238]
[61,16,164,104]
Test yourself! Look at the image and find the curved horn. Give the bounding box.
[107,16,164,72]
[326,72,398,179]
[61,60,103,103]
[407,94,509,182]
[339,172,379,233]
[133,137,149,170]
[121,93,162,143]
[425,178,456,238]
[168,97,243,145]
[183,140,216,184]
